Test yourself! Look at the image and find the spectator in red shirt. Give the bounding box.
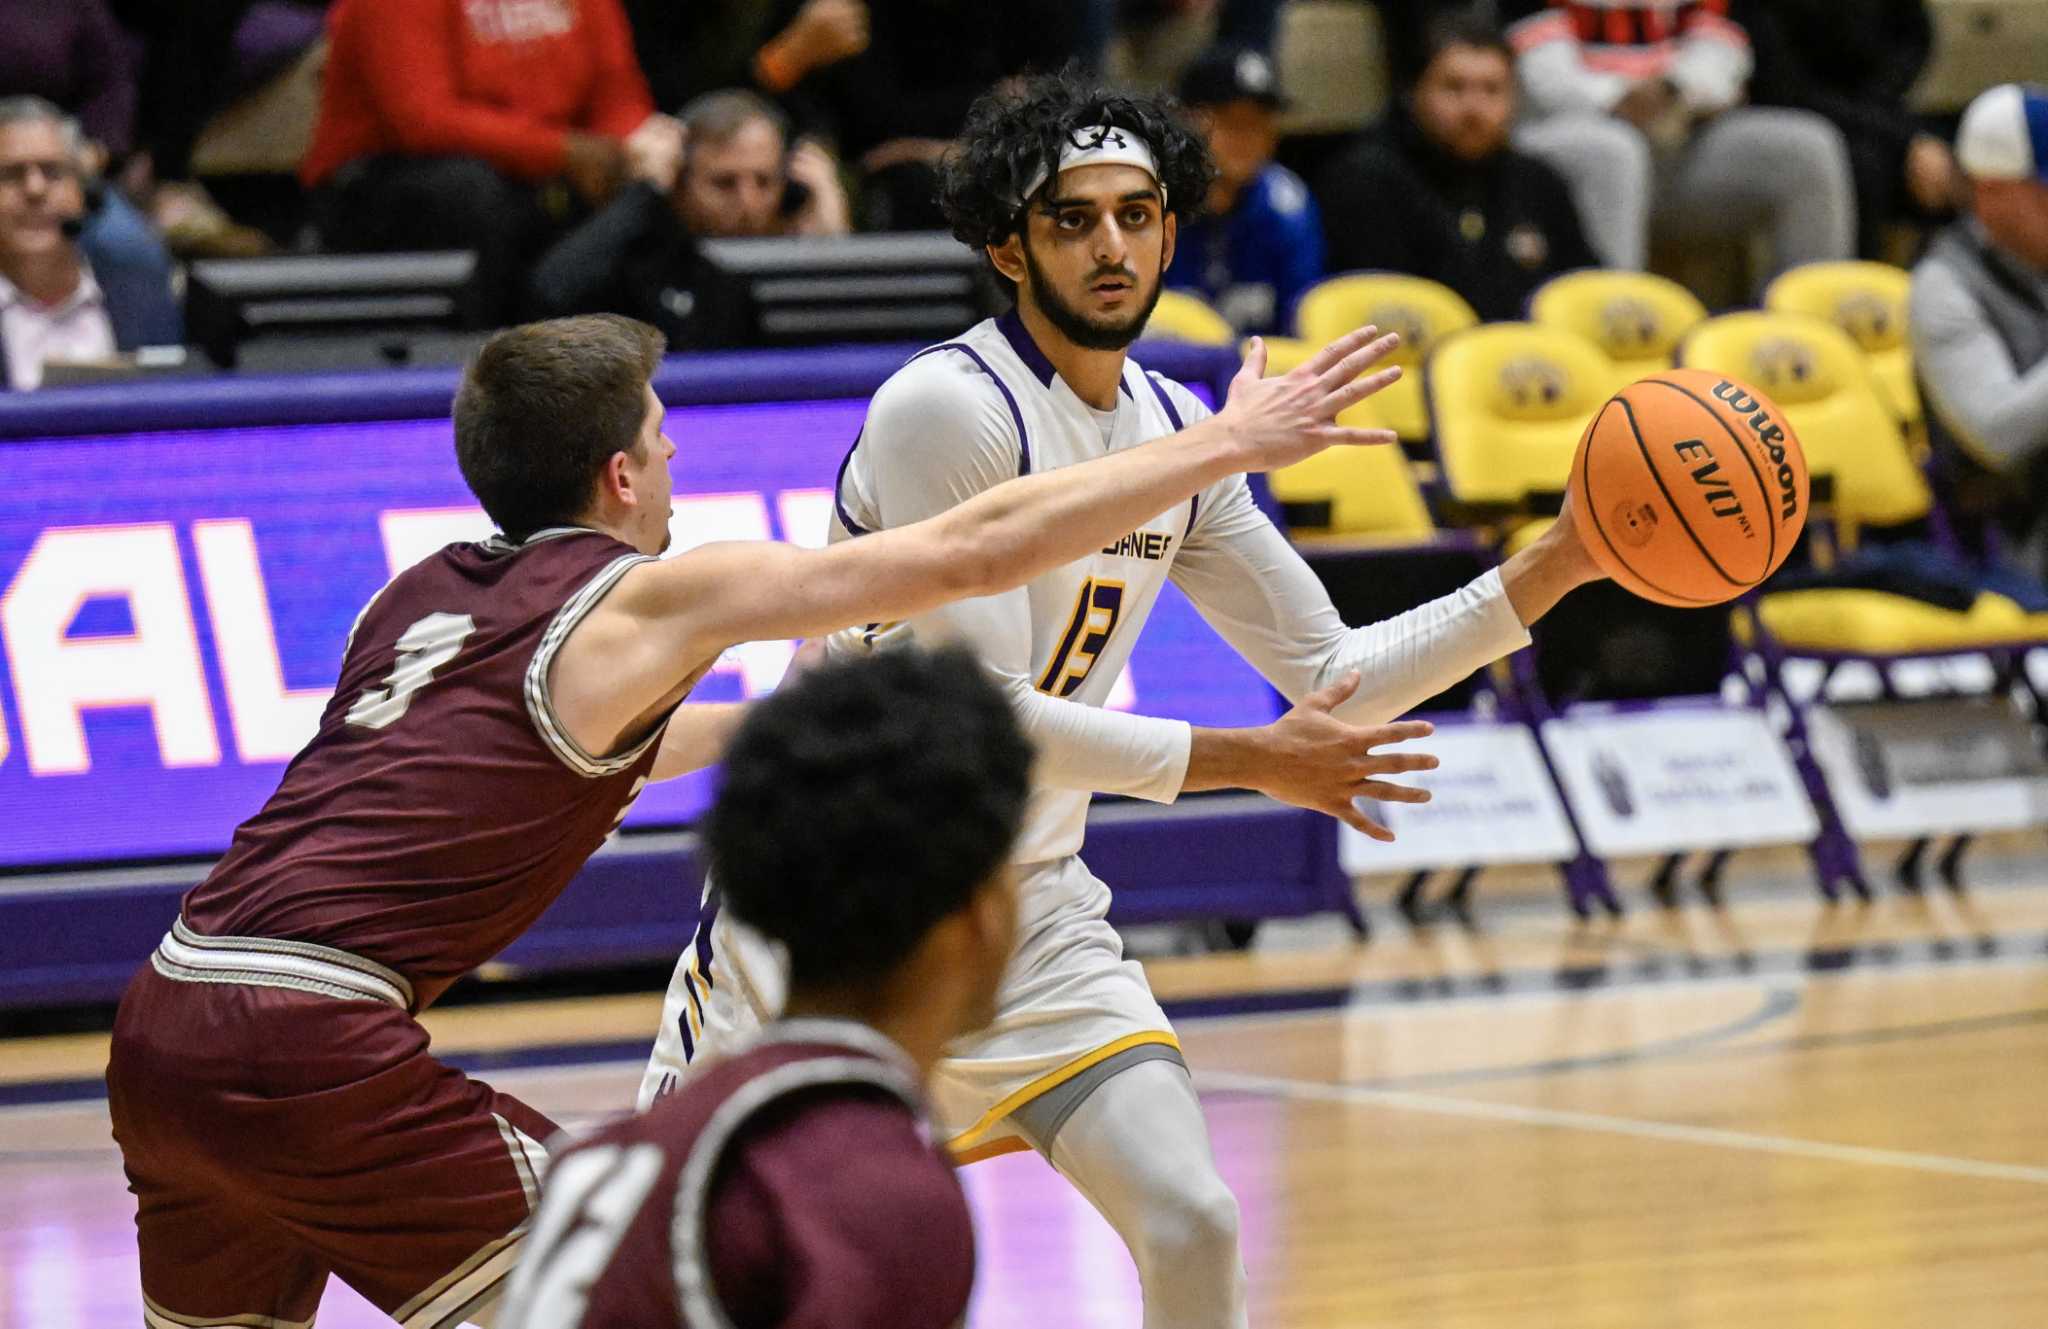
[301,0,678,322]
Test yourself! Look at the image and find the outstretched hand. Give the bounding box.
[1251,672,1437,842]
[1214,325,1405,472]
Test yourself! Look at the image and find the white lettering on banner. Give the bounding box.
[665,492,772,554]
[1339,723,1578,874]
[0,524,221,774]
[192,520,333,761]
[1541,707,1817,857]
[1809,700,2048,839]
[380,507,494,577]
[774,489,834,550]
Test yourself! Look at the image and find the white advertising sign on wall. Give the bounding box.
[1340,722,1580,874]
[1541,706,1817,857]
[1808,699,2048,839]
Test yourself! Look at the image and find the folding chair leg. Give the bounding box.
[1648,853,1686,910]
[1444,866,1481,929]
[1750,623,1870,902]
[1937,835,1973,893]
[1895,838,1930,893]
[1695,849,1733,907]
[1396,870,1433,926]
[1501,644,1623,920]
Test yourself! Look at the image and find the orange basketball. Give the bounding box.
[1570,368,1810,607]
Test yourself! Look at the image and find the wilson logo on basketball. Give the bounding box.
[1710,380,1800,522]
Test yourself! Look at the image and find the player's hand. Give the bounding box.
[625,114,686,191]
[563,131,627,204]
[1250,673,1437,842]
[778,0,870,76]
[1214,326,1402,472]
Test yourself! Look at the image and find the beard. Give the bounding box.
[1021,242,1167,352]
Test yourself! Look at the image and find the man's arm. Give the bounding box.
[649,702,749,780]
[1910,258,2048,468]
[1163,471,1600,835]
[1504,1,1630,117]
[1169,473,1599,722]
[524,183,668,320]
[1669,1,1753,115]
[550,328,1404,756]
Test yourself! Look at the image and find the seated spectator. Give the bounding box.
[0,0,183,280]
[299,0,677,323]
[1911,83,2048,579]
[1503,0,1855,282]
[1165,45,1321,333]
[1744,0,1958,260]
[622,0,870,116]
[108,0,324,257]
[526,91,851,348]
[0,97,180,390]
[1315,13,1597,320]
[777,0,1090,229]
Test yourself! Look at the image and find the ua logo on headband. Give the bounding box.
[1071,126,1128,151]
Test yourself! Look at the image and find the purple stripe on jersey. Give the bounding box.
[832,432,870,536]
[694,888,721,987]
[995,308,1058,387]
[906,340,1033,477]
[1144,371,1186,430]
[1146,372,1200,535]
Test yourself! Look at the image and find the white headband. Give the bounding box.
[1019,125,1165,208]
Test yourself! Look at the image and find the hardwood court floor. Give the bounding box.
[4,879,2045,1328]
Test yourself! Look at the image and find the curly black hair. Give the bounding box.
[704,645,1033,989]
[940,70,1215,295]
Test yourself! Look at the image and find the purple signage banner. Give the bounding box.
[0,393,1280,868]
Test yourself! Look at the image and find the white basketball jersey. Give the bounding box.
[825,313,1225,863]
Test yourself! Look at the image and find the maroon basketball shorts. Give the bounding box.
[107,921,560,1329]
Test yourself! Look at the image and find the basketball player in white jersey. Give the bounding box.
[644,75,1606,1326]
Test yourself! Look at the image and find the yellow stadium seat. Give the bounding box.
[1527,269,1709,397]
[1294,274,1479,443]
[1763,261,1921,430]
[1143,289,1236,346]
[1256,336,1434,539]
[1677,311,1931,531]
[1425,322,1615,509]
[1678,312,2048,661]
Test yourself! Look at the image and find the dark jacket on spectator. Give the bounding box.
[524,182,753,350]
[776,0,1086,158]
[1314,106,1598,321]
[620,0,783,114]
[0,0,137,156]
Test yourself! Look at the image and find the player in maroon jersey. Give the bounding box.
[501,644,1025,1329]
[105,312,1404,1329]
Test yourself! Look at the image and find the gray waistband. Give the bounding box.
[151,918,414,1010]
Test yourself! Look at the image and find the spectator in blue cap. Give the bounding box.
[1163,44,1322,334]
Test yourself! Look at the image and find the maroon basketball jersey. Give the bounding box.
[182,527,688,1008]
[500,1021,975,1329]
